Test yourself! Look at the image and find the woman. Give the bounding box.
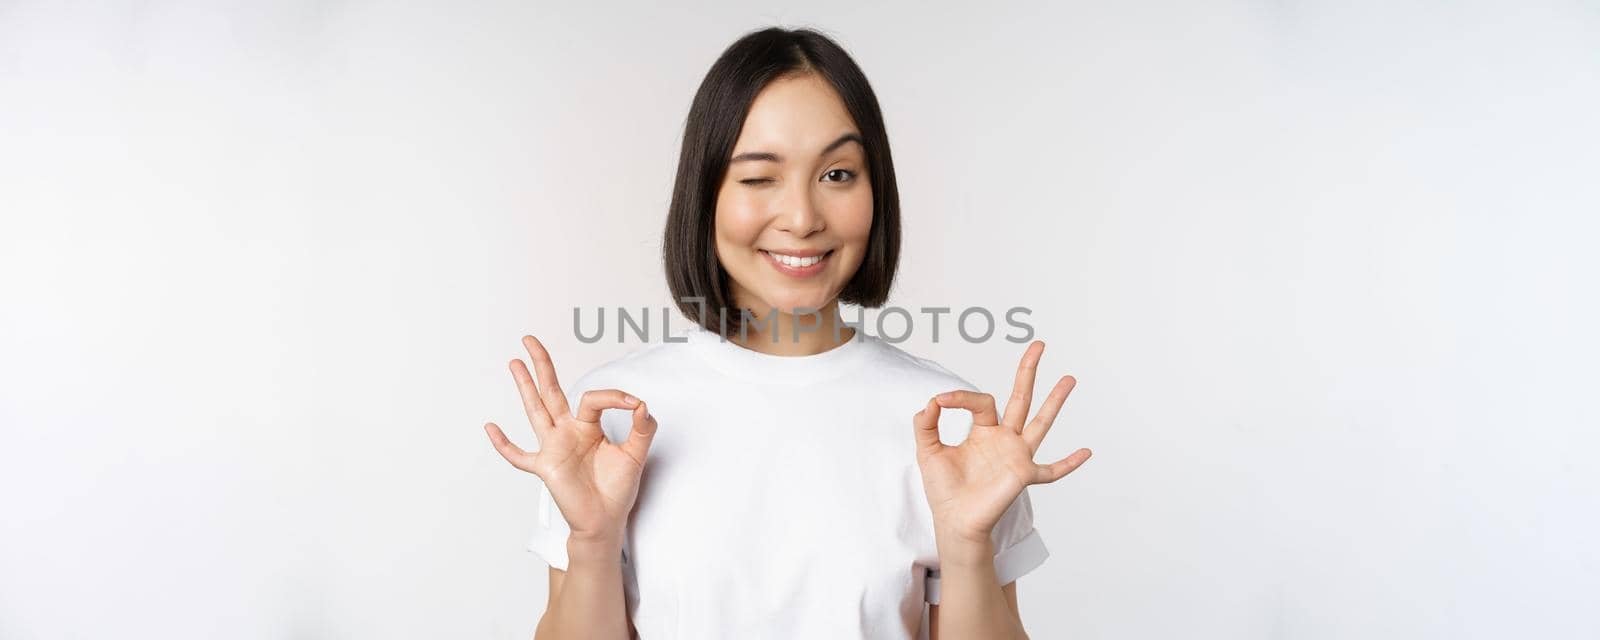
[484,26,1092,640]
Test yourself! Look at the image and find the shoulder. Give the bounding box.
[561,337,691,398]
[855,336,988,444]
[858,334,982,395]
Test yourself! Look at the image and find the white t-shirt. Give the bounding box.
[526,321,1048,639]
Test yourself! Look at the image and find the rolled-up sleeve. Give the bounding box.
[525,479,571,571]
[924,487,1049,605]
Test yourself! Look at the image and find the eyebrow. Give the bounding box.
[729,132,864,163]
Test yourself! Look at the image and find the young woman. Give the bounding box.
[484,27,1092,640]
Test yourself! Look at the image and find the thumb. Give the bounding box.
[619,401,659,466]
[912,396,944,456]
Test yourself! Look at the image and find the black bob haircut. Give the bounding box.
[662,26,901,336]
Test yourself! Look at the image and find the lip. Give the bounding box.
[759,249,833,278]
[760,247,830,258]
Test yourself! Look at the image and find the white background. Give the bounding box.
[3,1,1597,638]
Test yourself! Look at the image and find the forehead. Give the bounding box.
[733,73,860,153]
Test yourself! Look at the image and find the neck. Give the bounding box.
[727,301,856,356]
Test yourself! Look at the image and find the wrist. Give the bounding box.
[935,532,996,568]
[932,520,994,550]
[566,534,624,564]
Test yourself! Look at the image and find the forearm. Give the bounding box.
[933,537,1027,640]
[535,537,630,640]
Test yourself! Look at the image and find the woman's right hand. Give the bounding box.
[484,335,659,545]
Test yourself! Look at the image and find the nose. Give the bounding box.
[774,182,825,237]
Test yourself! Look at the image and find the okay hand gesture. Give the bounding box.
[912,341,1092,547]
[484,335,658,544]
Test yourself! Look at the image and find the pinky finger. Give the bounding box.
[485,422,538,474]
[1032,447,1093,484]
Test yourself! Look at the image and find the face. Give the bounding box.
[714,72,874,319]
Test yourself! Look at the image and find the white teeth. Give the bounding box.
[767,251,824,268]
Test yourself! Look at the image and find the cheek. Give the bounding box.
[834,189,874,246]
[713,189,766,251]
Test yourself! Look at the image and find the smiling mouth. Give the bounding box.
[759,249,834,276]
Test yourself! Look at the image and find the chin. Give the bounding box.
[753,292,837,317]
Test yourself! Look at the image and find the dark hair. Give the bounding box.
[662,26,901,335]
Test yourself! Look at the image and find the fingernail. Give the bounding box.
[624,394,638,407]
[936,392,952,402]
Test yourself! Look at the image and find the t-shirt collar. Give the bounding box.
[678,320,873,385]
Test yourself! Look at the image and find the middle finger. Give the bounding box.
[1002,340,1046,432]
[510,358,554,438]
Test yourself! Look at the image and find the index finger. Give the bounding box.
[935,390,1000,427]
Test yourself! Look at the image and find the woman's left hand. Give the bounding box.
[912,340,1093,548]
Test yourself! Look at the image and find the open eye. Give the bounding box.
[821,168,857,183]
